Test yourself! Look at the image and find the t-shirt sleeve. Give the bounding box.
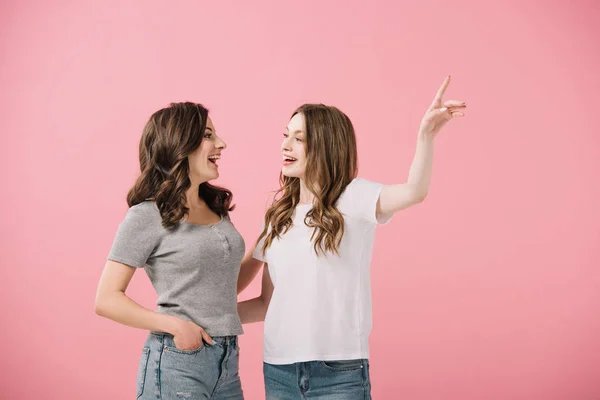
[252,231,268,263]
[341,178,393,225]
[107,204,162,268]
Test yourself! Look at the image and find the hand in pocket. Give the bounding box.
[173,319,213,350]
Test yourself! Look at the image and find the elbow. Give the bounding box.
[260,298,268,316]
[94,292,115,317]
[237,280,248,295]
[94,300,106,317]
[260,294,272,314]
[410,185,428,204]
[414,191,428,204]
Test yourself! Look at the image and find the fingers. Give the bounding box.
[436,75,451,100]
[430,75,451,109]
[438,106,465,118]
[443,100,465,108]
[200,329,213,345]
[447,102,466,117]
[448,105,466,118]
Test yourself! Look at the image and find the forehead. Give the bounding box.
[287,113,305,132]
[206,116,214,130]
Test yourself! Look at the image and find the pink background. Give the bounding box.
[2,1,599,399]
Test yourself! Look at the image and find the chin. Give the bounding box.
[199,172,219,183]
[281,170,300,178]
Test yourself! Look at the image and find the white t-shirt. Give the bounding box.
[253,178,392,364]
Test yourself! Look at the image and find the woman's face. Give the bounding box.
[281,113,307,179]
[187,117,227,184]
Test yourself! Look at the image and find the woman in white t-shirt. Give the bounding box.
[238,76,465,399]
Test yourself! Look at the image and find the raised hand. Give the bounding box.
[419,75,466,138]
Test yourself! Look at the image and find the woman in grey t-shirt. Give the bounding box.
[95,102,245,399]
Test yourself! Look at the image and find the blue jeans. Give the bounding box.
[264,360,371,400]
[136,332,244,399]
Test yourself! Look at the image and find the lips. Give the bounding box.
[208,154,221,167]
[282,154,297,166]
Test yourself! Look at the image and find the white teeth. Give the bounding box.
[208,155,220,160]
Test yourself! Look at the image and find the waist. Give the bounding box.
[150,331,238,347]
[155,309,243,337]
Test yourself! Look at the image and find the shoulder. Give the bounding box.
[336,178,386,224]
[347,178,382,191]
[339,178,382,202]
[123,201,162,227]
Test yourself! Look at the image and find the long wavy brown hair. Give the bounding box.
[258,104,358,257]
[127,102,234,229]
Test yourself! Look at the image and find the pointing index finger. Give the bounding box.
[435,75,451,102]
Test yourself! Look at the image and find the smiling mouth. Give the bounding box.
[208,155,220,166]
[283,156,297,166]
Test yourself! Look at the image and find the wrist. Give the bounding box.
[161,314,182,336]
[417,130,436,142]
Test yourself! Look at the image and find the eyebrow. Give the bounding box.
[285,127,304,134]
[205,127,214,132]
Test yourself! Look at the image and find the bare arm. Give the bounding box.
[377,135,434,215]
[377,76,466,218]
[95,260,212,348]
[237,263,274,324]
[237,246,264,294]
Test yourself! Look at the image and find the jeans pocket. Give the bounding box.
[136,347,150,399]
[320,359,365,372]
[163,341,205,355]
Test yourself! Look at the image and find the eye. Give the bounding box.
[283,133,289,138]
[295,137,302,142]
[204,133,213,139]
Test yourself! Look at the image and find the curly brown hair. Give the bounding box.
[127,102,234,229]
[258,104,358,257]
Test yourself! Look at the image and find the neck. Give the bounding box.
[298,178,315,205]
[186,178,207,209]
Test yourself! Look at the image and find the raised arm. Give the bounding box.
[377,76,466,217]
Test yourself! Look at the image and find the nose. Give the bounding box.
[281,136,292,152]
[216,136,227,150]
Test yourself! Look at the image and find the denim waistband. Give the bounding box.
[149,332,237,346]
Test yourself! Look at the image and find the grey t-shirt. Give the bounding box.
[108,201,245,336]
